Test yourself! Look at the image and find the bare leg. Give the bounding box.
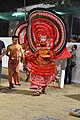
[13,72,21,85]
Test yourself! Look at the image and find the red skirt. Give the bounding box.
[26,61,56,87]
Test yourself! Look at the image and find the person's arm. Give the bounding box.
[6,45,10,57]
[72,52,76,63]
[0,41,6,59]
[20,45,24,63]
[0,48,6,59]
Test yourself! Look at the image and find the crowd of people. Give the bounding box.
[0,35,78,96]
[0,35,56,96]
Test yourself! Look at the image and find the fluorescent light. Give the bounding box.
[12,12,24,17]
[54,11,65,15]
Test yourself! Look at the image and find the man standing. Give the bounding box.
[64,45,77,84]
[6,36,24,89]
[0,40,6,89]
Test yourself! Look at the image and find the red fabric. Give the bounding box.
[29,73,55,87]
[54,47,71,59]
[27,62,56,76]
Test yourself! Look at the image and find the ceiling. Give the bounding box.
[0,7,80,21]
[0,1,80,21]
[0,0,43,12]
[0,0,43,21]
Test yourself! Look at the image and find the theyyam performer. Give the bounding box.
[25,8,71,96]
[26,35,56,95]
[13,8,71,95]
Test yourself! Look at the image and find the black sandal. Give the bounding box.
[42,89,46,94]
[9,83,15,89]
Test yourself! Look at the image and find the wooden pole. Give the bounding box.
[24,0,26,21]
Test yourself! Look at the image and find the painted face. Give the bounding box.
[39,36,46,46]
[12,38,18,44]
[40,41,46,47]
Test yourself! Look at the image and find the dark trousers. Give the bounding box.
[64,65,72,84]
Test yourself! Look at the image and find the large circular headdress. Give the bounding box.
[27,8,66,55]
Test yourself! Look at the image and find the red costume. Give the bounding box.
[14,8,71,95]
[26,36,56,95]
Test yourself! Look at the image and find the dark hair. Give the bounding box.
[73,45,77,50]
[12,35,18,40]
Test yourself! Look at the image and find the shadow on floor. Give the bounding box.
[1,74,8,79]
[0,86,35,96]
[1,74,24,81]
[65,94,80,101]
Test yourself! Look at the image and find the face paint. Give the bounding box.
[39,36,46,46]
